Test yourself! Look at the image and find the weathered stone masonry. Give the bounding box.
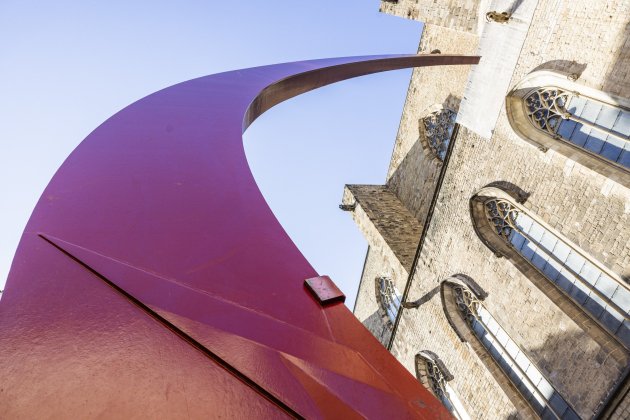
[347,1,630,418]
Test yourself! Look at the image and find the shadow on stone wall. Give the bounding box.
[387,93,463,223]
[531,59,588,79]
[507,0,526,15]
[362,309,392,347]
[443,93,462,112]
[602,18,630,97]
[480,180,530,203]
[387,139,440,222]
[403,285,439,309]
[503,328,626,419]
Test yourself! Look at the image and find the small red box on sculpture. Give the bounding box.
[305,275,346,305]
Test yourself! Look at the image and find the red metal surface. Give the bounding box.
[305,276,346,305]
[0,54,478,418]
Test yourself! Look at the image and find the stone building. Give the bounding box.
[344,1,630,418]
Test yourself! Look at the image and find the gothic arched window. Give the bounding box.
[444,280,579,418]
[506,70,630,185]
[415,351,470,420]
[488,198,629,347]
[421,108,457,161]
[525,87,629,167]
[471,186,630,352]
[376,277,402,326]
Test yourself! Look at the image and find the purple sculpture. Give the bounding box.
[0,54,478,418]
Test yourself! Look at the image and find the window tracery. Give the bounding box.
[453,283,482,322]
[483,198,630,348]
[415,352,469,420]
[377,277,402,325]
[524,87,630,168]
[422,108,457,161]
[485,198,518,239]
[452,283,578,419]
[424,357,449,401]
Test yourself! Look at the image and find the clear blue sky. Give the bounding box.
[0,1,422,308]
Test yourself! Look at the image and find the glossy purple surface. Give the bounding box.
[0,54,478,418]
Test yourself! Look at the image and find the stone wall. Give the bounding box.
[610,387,630,420]
[391,122,628,417]
[341,185,416,345]
[349,1,630,418]
[352,246,396,347]
[511,0,630,99]
[379,0,482,34]
[343,185,422,272]
[386,24,478,224]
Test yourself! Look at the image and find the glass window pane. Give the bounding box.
[612,110,630,135]
[579,261,600,286]
[504,339,520,358]
[595,273,620,299]
[528,221,545,241]
[611,286,630,313]
[555,268,576,293]
[549,393,569,418]
[584,293,607,319]
[565,251,585,273]
[486,317,501,336]
[584,129,606,154]
[542,257,563,282]
[557,119,578,139]
[595,105,621,127]
[539,231,558,253]
[531,251,549,270]
[509,231,526,250]
[525,364,543,389]
[551,241,571,263]
[567,122,590,147]
[568,278,591,305]
[580,101,603,122]
[495,328,510,347]
[514,213,533,232]
[616,321,630,348]
[489,342,503,361]
[477,306,491,323]
[600,306,623,332]
[507,368,525,390]
[521,240,538,261]
[537,379,555,400]
[566,96,587,115]
[541,407,557,420]
[562,408,581,420]
[472,319,486,337]
[514,351,530,372]
[600,134,625,162]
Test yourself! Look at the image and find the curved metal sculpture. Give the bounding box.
[0,54,478,418]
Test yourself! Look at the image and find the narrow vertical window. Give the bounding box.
[415,351,470,420]
[453,283,579,419]
[485,198,630,347]
[422,108,457,161]
[524,87,630,168]
[377,277,402,325]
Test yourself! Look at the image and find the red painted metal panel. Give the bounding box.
[0,54,478,418]
[305,276,346,305]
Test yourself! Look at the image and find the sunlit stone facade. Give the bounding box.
[345,1,630,418]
